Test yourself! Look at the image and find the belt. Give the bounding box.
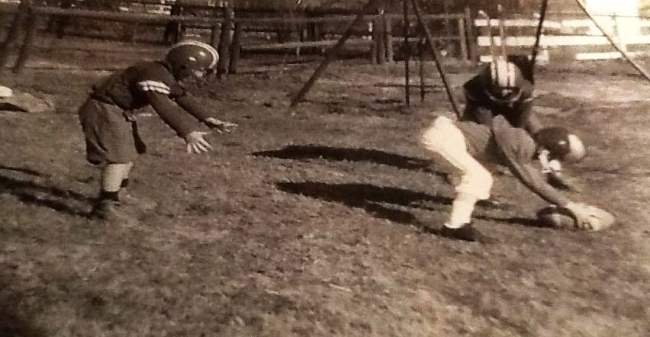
[89,92,137,121]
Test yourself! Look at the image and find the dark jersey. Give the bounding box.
[462,58,539,134]
[463,65,534,116]
[456,116,571,207]
[89,61,211,137]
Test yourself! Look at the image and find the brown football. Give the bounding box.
[536,205,576,229]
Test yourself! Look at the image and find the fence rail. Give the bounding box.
[6,3,650,71]
[474,11,650,62]
[0,4,475,73]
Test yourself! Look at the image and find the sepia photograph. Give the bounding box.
[0,0,648,336]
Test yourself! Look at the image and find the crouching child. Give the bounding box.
[419,114,604,243]
[79,40,237,222]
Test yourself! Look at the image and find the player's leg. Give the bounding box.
[117,161,157,210]
[420,116,493,242]
[79,100,139,222]
[120,162,133,189]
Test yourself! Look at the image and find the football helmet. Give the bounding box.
[535,127,586,162]
[165,40,219,80]
[487,57,522,99]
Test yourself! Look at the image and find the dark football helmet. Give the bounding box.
[535,127,586,162]
[165,40,219,80]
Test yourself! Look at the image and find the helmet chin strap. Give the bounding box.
[192,69,206,78]
[178,68,211,87]
[173,66,192,81]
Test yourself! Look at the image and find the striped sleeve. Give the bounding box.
[137,80,172,95]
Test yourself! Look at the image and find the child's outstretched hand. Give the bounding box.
[185,131,213,154]
[204,117,238,134]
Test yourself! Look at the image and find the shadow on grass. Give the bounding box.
[0,169,90,217]
[277,181,543,229]
[0,164,44,177]
[277,181,446,228]
[253,145,447,177]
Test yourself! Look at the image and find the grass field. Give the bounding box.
[1,54,650,336]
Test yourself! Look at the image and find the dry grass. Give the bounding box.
[0,58,649,336]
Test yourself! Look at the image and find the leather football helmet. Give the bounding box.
[535,127,586,162]
[165,40,219,80]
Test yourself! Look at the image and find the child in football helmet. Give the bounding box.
[78,40,237,222]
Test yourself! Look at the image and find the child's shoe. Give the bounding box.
[90,199,137,225]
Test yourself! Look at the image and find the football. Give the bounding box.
[535,204,616,231]
[536,205,576,229]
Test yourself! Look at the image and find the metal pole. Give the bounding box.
[419,36,425,102]
[410,0,461,118]
[531,0,548,69]
[290,0,379,107]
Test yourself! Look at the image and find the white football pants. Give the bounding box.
[420,116,494,226]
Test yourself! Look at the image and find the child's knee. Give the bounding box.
[457,168,493,200]
[419,116,451,151]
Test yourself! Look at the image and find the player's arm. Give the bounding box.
[174,92,238,133]
[493,119,573,207]
[144,90,197,137]
[173,92,212,122]
[462,84,494,125]
[494,118,592,225]
[506,158,601,229]
[145,91,213,154]
[538,151,582,192]
[517,97,543,135]
[502,156,572,207]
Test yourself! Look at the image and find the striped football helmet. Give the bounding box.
[488,57,523,99]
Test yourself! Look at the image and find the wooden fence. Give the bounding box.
[0,3,477,74]
[474,11,650,62]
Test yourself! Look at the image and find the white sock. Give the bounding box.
[445,193,479,228]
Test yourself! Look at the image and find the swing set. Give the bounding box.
[289,0,650,113]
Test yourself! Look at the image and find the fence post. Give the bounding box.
[369,17,377,63]
[376,11,386,64]
[457,16,469,64]
[313,18,322,41]
[290,0,380,107]
[229,21,242,74]
[130,22,138,44]
[217,4,233,77]
[613,12,627,53]
[163,4,183,44]
[13,12,38,74]
[210,23,219,49]
[443,0,456,57]
[384,16,393,62]
[56,0,72,39]
[0,0,32,71]
[464,6,477,65]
